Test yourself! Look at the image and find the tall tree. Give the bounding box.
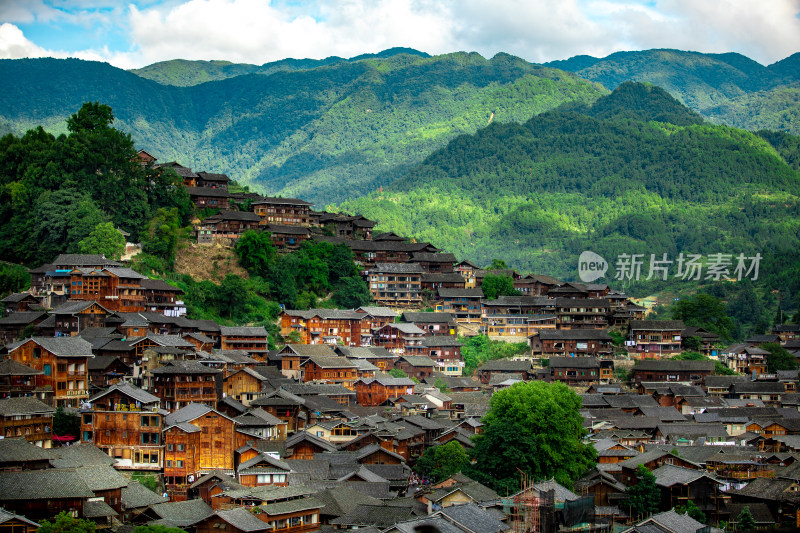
[623,465,660,519]
[467,381,596,493]
[761,342,799,372]
[77,222,126,260]
[414,441,470,482]
[671,293,734,343]
[481,274,520,300]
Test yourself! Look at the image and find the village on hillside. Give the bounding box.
[0,152,798,533]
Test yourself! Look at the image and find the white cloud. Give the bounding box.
[1,0,799,68]
[0,23,51,59]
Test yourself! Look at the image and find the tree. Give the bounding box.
[217,274,249,320]
[467,381,596,493]
[0,262,30,297]
[414,441,470,482]
[674,500,706,523]
[236,230,276,276]
[762,342,799,372]
[623,465,660,519]
[481,274,521,300]
[53,406,79,440]
[433,377,450,392]
[333,276,372,308]
[389,368,408,378]
[671,293,734,343]
[132,526,187,533]
[682,336,701,351]
[736,505,756,531]
[77,222,126,260]
[141,208,183,265]
[37,512,95,533]
[487,259,508,270]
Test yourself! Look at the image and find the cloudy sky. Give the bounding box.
[1,0,799,69]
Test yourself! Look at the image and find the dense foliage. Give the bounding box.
[235,232,372,310]
[671,293,734,343]
[623,465,661,519]
[37,512,95,533]
[340,83,800,331]
[547,48,800,135]
[460,335,530,376]
[0,102,190,266]
[0,52,606,206]
[761,343,799,373]
[467,381,596,493]
[481,274,521,300]
[413,441,470,482]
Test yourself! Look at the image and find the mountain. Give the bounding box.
[339,82,800,285]
[0,51,605,205]
[129,48,430,86]
[545,49,800,135]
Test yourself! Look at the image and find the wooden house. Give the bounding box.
[355,306,398,330]
[163,404,249,501]
[374,323,426,355]
[0,397,54,448]
[0,358,43,401]
[280,309,371,346]
[141,279,186,317]
[0,469,93,521]
[300,356,358,389]
[220,326,269,359]
[252,197,312,226]
[80,382,164,470]
[627,320,685,358]
[0,312,48,345]
[223,368,269,406]
[264,224,311,250]
[1,292,41,316]
[400,312,457,337]
[48,300,112,337]
[421,336,464,376]
[278,344,337,380]
[67,267,147,312]
[630,360,714,386]
[555,298,610,330]
[475,359,532,385]
[335,346,399,373]
[354,376,416,406]
[151,360,221,411]
[236,453,292,487]
[409,252,456,273]
[283,431,338,460]
[186,186,232,209]
[249,389,308,433]
[366,263,423,307]
[394,356,436,381]
[436,288,483,323]
[548,357,612,385]
[530,328,614,357]
[7,336,94,408]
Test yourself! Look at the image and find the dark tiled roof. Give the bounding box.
[632,360,714,372]
[0,359,41,376]
[0,396,54,416]
[549,357,600,369]
[216,508,269,532]
[121,480,169,509]
[150,499,215,527]
[538,329,612,340]
[438,288,484,298]
[371,263,424,274]
[629,320,686,331]
[0,437,53,463]
[0,469,94,499]
[11,336,93,357]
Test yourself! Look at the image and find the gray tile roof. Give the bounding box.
[150,499,215,526]
[83,499,118,518]
[258,496,324,516]
[90,381,159,405]
[0,437,53,463]
[0,359,41,376]
[121,480,169,509]
[220,326,269,337]
[12,336,93,357]
[0,469,94,499]
[436,502,510,533]
[0,396,54,416]
[216,508,269,532]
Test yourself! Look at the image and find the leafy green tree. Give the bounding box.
[623,465,660,519]
[53,406,80,439]
[461,335,528,375]
[216,274,249,320]
[37,512,95,533]
[671,293,734,343]
[487,259,508,270]
[674,500,706,523]
[414,441,470,482]
[133,526,187,533]
[235,230,277,276]
[736,505,756,531]
[0,262,30,297]
[141,208,183,265]
[761,342,799,372]
[389,368,408,378]
[333,276,372,308]
[467,381,596,493]
[682,336,701,351]
[33,189,108,262]
[481,274,520,300]
[433,377,450,392]
[77,222,126,260]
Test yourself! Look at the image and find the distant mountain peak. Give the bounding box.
[587,81,704,126]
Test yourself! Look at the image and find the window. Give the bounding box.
[167,444,174,451]
[177,443,184,452]
[177,460,184,467]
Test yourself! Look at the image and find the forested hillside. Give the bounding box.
[0,51,605,205]
[546,49,800,135]
[339,82,800,306]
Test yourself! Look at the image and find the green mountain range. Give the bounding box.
[545,49,800,135]
[339,82,800,293]
[0,51,605,205]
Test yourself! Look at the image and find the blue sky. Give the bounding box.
[1,0,799,69]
